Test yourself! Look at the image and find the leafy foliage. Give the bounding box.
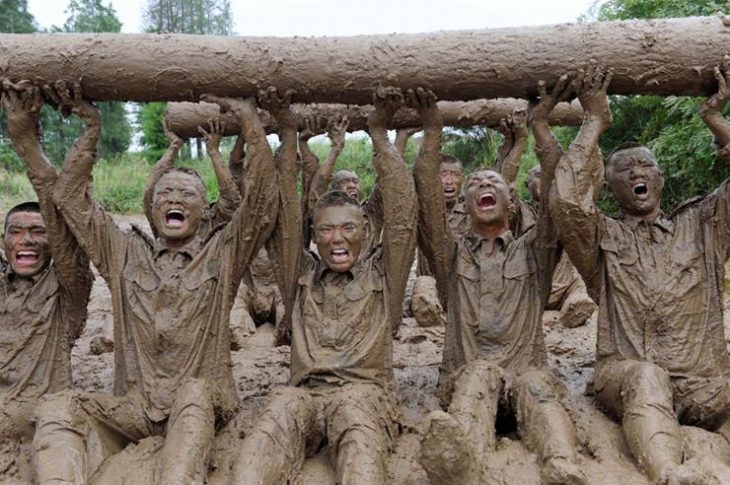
[585,0,730,211]
[137,102,169,162]
[142,0,233,35]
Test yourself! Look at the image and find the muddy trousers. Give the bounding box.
[594,359,730,482]
[33,378,215,485]
[232,383,395,485]
[449,360,580,463]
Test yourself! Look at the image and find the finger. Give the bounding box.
[405,88,417,108]
[537,80,548,99]
[42,84,61,107]
[601,68,614,93]
[197,126,209,138]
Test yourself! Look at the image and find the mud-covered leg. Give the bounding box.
[410,275,446,327]
[324,384,395,485]
[229,282,256,350]
[420,360,502,484]
[594,360,692,483]
[156,378,215,485]
[511,369,586,485]
[34,391,152,484]
[230,387,317,484]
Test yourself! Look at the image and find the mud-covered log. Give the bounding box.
[165,99,584,138]
[0,15,728,103]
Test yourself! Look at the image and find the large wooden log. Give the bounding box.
[165,99,584,138]
[0,15,728,103]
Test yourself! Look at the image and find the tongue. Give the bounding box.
[16,254,38,267]
[167,217,184,228]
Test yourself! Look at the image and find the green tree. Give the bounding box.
[0,0,36,170]
[137,102,169,162]
[138,0,234,160]
[585,0,730,211]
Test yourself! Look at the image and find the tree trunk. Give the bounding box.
[165,99,584,138]
[0,15,728,103]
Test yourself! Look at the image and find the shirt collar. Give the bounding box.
[152,236,202,260]
[619,212,673,233]
[465,229,514,252]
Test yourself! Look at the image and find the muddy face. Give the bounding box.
[313,205,365,273]
[2,211,51,278]
[439,161,464,204]
[607,154,663,218]
[527,166,542,203]
[152,171,207,244]
[465,170,511,226]
[331,170,362,201]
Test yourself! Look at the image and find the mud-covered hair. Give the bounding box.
[440,153,463,170]
[314,190,362,214]
[4,201,41,232]
[156,166,208,203]
[524,165,542,188]
[605,143,659,181]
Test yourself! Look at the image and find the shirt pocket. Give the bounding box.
[26,276,59,314]
[600,236,639,267]
[503,256,536,280]
[123,265,161,322]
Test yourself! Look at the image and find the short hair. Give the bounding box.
[4,201,41,231]
[606,144,658,180]
[524,165,541,188]
[440,153,463,169]
[156,166,208,203]
[314,190,362,214]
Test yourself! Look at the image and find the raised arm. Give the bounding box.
[198,118,242,227]
[257,88,301,343]
[228,133,246,193]
[308,116,348,210]
[369,86,417,332]
[409,88,452,307]
[143,120,183,237]
[3,81,93,329]
[48,83,125,284]
[550,66,613,298]
[201,94,278,285]
[700,62,730,160]
[530,76,573,170]
[394,127,420,158]
[495,109,528,188]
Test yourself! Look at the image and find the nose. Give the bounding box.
[167,190,183,203]
[20,231,35,246]
[332,228,345,242]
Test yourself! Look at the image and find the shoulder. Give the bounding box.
[130,224,155,247]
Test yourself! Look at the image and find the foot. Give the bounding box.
[419,411,480,485]
[541,457,587,485]
[557,298,596,329]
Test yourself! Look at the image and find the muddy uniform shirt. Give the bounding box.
[589,185,730,378]
[444,227,555,376]
[417,198,470,277]
[291,248,393,388]
[56,163,276,421]
[0,176,92,401]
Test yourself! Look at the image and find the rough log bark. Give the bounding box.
[165,99,584,138]
[0,15,728,102]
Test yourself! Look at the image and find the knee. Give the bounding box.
[624,362,672,407]
[263,387,316,426]
[513,370,561,402]
[36,390,81,429]
[457,360,504,388]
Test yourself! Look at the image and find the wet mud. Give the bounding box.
[3,215,730,484]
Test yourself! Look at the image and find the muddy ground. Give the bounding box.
[3,213,730,484]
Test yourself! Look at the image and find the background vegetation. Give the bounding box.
[2,0,730,219]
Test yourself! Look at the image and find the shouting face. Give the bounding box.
[331,170,362,201]
[465,170,512,227]
[3,211,51,278]
[313,204,366,273]
[152,170,207,244]
[607,149,663,218]
[439,160,464,205]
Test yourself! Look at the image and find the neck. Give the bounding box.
[625,205,661,224]
[472,218,509,240]
[160,234,195,250]
[446,198,457,211]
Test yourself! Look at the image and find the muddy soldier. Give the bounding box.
[0,82,93,446]
[553,63,730,483]
[231,86,416,484]
[415,78,590,484]
[32,93,277,484]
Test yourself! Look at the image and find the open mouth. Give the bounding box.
[165,209,186,228]
[633,182,649,200]
[346,189,359,199]
[477,193,497,210]
[15,250,39,267]
[444,187,457,197]
[330,248,350,263]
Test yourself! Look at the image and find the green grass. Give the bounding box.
[0,169,36,221]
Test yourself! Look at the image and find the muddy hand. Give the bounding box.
[406,87,441,129]
[327,115,349,150]
[1,79,43,140]
[197,118,225,155]
[573,63,613,129]
[700,58,730,117]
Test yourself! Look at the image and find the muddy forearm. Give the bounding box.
[500,134,527,187]
[211,148,243,222]
[144,143,179,235]
[702,112,730,157]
